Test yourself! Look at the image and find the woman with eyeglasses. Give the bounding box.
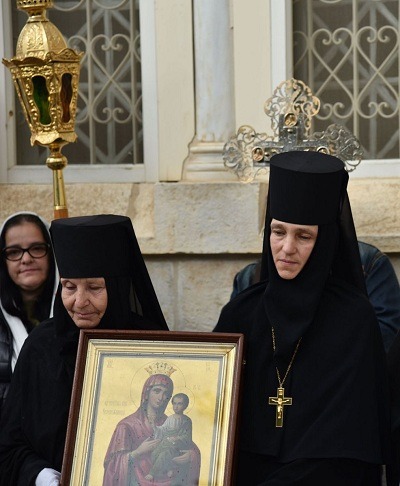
[0,212,58,417]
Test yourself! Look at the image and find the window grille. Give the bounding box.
[293,0,400,160]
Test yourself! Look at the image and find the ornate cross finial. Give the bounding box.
[223,78,363,181]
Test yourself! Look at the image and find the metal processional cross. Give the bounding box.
[223,78,363,181]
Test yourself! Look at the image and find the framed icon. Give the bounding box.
[61,329,244,486]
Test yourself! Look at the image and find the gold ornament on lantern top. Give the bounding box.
[2,0,83,219]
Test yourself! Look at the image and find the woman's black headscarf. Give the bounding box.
[260,151,366,364]
[50,215,168,365]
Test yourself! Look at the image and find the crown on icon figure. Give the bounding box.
[145,362,177,377]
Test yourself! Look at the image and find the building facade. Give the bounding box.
[0,0,399,330]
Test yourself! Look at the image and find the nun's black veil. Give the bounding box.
[50,215,168,366]
[259,151,366,363]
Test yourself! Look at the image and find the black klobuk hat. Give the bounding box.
[268,151,347,225]
[50,214,134,278]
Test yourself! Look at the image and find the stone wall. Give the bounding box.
[0,179,399,331]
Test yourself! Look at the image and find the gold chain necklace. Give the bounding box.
[268,326,302,428]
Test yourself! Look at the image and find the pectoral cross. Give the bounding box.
[268,387,292,427]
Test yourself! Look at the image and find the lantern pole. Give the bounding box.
[2,0,82,219]
[47,142,69,219]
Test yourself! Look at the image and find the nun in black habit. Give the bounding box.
[214,151,390,485]
[0,214,168,486]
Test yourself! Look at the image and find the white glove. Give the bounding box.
[35,468,61,486]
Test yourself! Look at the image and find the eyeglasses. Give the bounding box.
[3,243,50,261]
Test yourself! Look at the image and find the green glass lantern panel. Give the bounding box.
[32,75,51,125]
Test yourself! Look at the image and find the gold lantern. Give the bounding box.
[2,0,83,219]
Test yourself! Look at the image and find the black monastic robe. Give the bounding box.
[215,277,390,485]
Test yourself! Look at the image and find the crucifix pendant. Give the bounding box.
[268,387,292,427]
